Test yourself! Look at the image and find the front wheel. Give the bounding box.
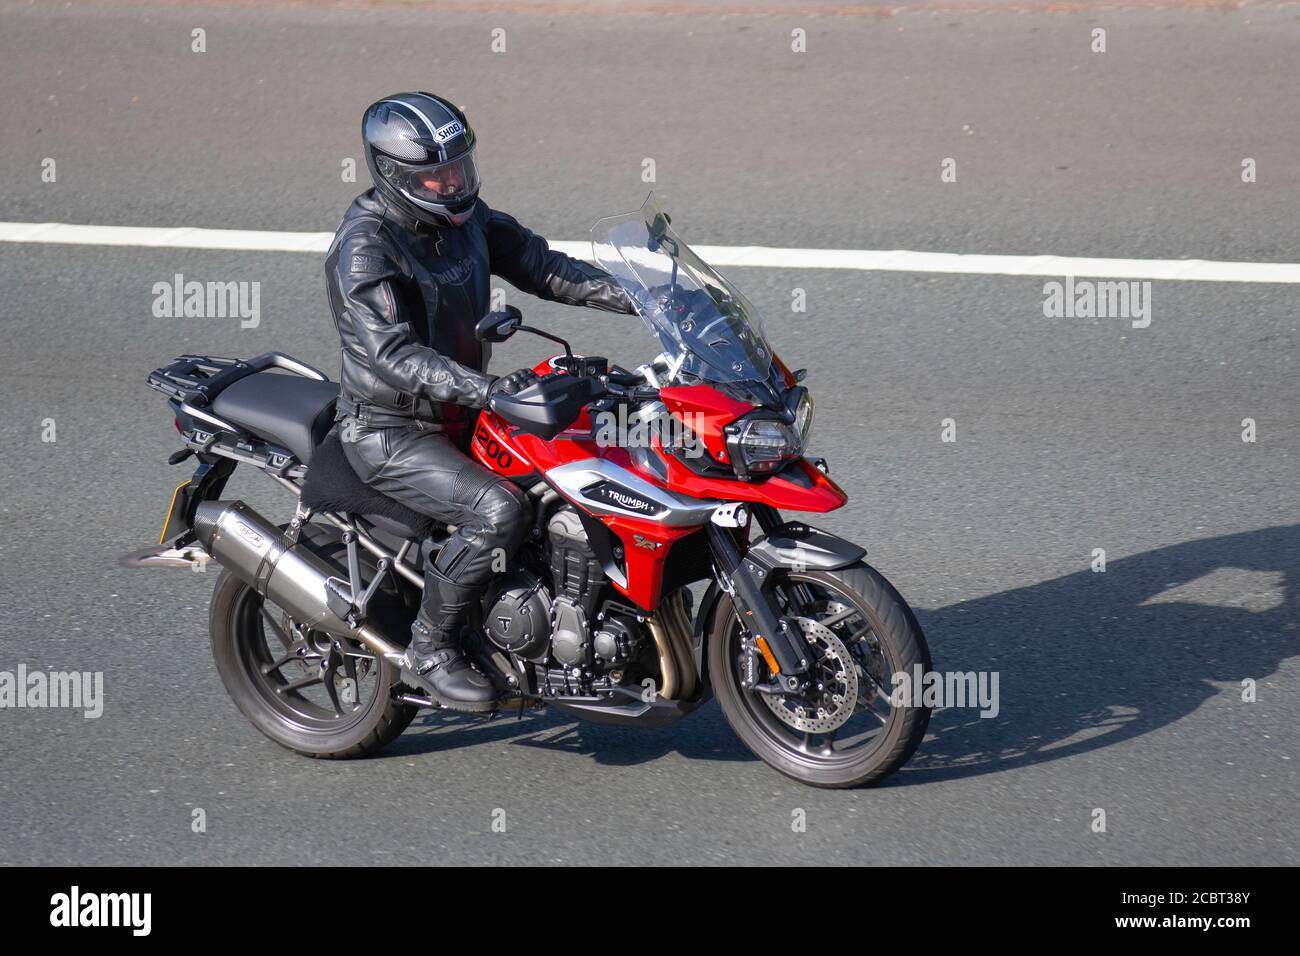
[708,561,932,788]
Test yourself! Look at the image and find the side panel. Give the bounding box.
[470,412,535,479]
[598,513,700,611]
[540,454,717,611]
[661,454,848,513]
[658,385,753,468]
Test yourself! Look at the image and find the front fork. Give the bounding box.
[706,511,813,690]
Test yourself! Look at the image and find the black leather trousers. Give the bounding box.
[340,417,530,643]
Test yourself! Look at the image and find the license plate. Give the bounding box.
[158,479,192,544]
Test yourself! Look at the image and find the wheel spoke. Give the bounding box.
[860,694,890,724]
[842,625,873,646]
[261,651,303,676]
[277,672,323,695]
[321,667,345,717]
[783,583,816,616]
[237,586,383,730]
[259,606,294,651]
[818,606,859,630]
[799,730,837,757]
[339,654,364,712]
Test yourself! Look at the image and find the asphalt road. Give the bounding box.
[0,0,1296,865]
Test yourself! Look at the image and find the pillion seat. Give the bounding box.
[210,371,339,463]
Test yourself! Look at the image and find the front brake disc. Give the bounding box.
[760,617,859,734]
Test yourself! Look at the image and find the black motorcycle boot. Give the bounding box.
[403,571,500,713]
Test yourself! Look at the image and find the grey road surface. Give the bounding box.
[0,0,1296,865]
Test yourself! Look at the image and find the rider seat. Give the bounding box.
[209,369,445,544]
[300,429,444,542]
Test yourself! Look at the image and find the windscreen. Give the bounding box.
[591,194,773,384]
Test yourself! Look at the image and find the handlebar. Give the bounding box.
[489,367,663,441]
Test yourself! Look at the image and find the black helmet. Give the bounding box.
[362,92,480,228]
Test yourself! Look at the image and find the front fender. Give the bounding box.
[744,522,866,574]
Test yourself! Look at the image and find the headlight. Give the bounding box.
[727,416,801,479]
[792,390,814,447]
[722,388,815,480]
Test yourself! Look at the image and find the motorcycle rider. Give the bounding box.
[325,92,635,712]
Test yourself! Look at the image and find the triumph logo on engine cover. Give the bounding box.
[584,481,663,516]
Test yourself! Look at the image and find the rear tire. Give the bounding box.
[208,528,418,759]
[708,561,931,788]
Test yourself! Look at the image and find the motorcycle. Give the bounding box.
[128,195,932,788]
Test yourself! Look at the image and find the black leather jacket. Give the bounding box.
[325,189,633,433]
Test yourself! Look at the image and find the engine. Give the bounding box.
[483,506,650,678]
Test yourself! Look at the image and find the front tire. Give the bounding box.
[708,561,931,788]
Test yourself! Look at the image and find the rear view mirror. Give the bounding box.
[646,212,678,255]
[476,306,522,343]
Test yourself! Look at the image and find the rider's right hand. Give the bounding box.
[487,368,540,402]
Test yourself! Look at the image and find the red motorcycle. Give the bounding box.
[133,196,931,788]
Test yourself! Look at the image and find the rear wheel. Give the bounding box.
[208,528,417,758]
[708,562,931,788]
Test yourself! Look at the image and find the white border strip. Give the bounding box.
[3,220,1299,283]
[0,221,332,252]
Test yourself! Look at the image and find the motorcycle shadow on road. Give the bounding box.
[387,697,752,767]
[898,523,1299,786]
[386,524,1298,781]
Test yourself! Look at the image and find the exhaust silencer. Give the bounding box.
[192,500,406,662]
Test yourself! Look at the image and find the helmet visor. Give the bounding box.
[388,149,480,207]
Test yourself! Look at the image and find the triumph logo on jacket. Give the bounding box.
[433,257,474,286]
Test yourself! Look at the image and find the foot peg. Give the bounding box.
[401,647,501,715]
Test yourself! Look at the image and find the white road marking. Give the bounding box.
[2,220,1299,283]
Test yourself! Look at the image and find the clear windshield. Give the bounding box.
[591,194,773,385]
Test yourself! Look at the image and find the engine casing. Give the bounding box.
[484,572,551,661]
[484,507,650,676]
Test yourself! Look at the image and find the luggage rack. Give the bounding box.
[143,351,431,587]
[149,352,332,480]
[185,429,307,479]
[147,352,329,407]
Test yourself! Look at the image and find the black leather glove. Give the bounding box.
[487,368,540,401]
